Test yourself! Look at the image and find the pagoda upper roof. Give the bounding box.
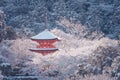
[31,29,61,40]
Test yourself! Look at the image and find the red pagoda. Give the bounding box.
[29,30,61,56]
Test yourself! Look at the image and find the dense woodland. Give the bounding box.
[0,0,120,80]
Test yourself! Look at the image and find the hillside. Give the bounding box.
[0,0,120,80]
[0,29,119,80]
[0,0,120,39]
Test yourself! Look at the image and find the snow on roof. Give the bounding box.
[31,30,61,40]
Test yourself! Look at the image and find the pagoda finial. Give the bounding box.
[45,6,48,30]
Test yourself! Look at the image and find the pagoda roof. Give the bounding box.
[31,30,61,40]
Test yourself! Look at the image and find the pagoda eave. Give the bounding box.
[29,48,59,55]
[31,38,61,41]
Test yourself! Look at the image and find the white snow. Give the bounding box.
[0,29,119,80]
[0,10,4,13]
[0,63,10,67]
[31,30,61,40]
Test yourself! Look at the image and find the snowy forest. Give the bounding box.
[0,0,120,80]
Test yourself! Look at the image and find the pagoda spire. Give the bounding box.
[45,7,48,29]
